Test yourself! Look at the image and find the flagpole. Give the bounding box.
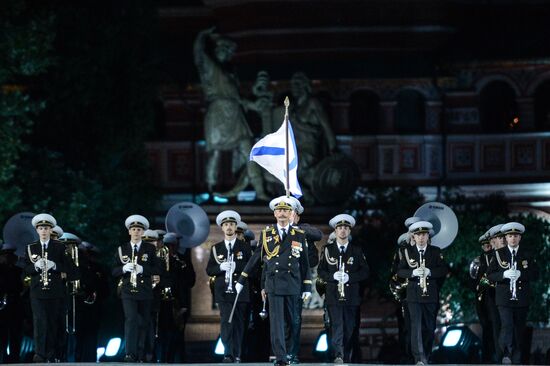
[284,96,290,197]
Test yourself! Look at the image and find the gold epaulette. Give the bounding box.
[495,250,510,269]
[293,227,304,234]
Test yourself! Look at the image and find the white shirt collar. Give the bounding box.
[131,241,142,250]
[336,241,349,251]
[416,245,427,253]
[508,245,519,255]
[277,224,290,236]
[225,238,236,250]
[40,240,50,247]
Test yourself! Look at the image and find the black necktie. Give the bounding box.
[133,245,137,257]
[340,246,345,255]
[228,243,233,254]
[419,249,424,261]
[281,229,287,241]
[512,249,516,265]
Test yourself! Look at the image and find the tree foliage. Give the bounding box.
[7,0,160,262]
[0,0,55,222]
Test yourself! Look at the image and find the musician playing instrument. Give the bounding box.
[206,210,252,363]
[318,214,369,364]
[142,229,162,362]
[474,226,502,363]
[397,221,448,365]
[162,232,196,362]
[487,222,537,365]
[24,213,71,363]
[112,215,160,362]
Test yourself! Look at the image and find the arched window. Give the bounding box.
[349,90,380,134]
[395,89,425,134]
[479,81,519,133]
[534,80,550,131]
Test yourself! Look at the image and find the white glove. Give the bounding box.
[122,263,134,273]
[424,268,431,277]
[220,261,234,272]
[412,268,425,277]
[302,292,311,300]
[46,260,56,271]
[341,273,350,284]
[333,272,343,281]
[135,264,143,274]
[235,283,243,294]
[34,258,46,271]
[503,269,519,280]
[515,269,521,279]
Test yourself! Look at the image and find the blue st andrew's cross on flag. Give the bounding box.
[249,120,303,198]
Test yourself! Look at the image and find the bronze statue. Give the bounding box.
[193,27,268,200]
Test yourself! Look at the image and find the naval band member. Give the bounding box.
[112,215,160,362]
[24,213,70,363]
[207,210,252,363]
[236,196,311,366]
[397,221,448,365]
[487,222,537,364]
[318,214,369,364]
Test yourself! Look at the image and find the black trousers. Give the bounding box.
[122,298,152,359]
[268,294,301,362]
[327,305,358,361]
[285,294,302,358]
[219,302,248,359]
[397,300,413,363]
[408,301,437,363]
[497,305,528,363]
[30,297,64,360]
[476,294,501,363]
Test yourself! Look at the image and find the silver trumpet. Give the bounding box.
[259,297,268,319]
[338,256,346,301]
[130,251,138,292]
[419,258,428,297]
[41,247,50,290]
[510,262,518,301]
[225,252,235,293]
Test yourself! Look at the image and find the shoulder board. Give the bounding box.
[293,228,304,234]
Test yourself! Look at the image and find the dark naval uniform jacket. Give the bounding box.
[206,239,251,303]
[24,240,70,299]
[318,242,369,306]
[260,226,312,295]
[397,245,448,303]
[296,223,321,268]
[112,242,160,300]
[487,246,537,308]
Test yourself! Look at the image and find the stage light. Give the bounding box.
[96,347,106,362]
[432,325,481,364]
[442,328,463,347]
[105,337,122,356]
[214,336,225,355]
[315,332,328,352]
[213,195,229,204]
[312,330,330,362]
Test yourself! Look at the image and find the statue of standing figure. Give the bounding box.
[193,27,269,200]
